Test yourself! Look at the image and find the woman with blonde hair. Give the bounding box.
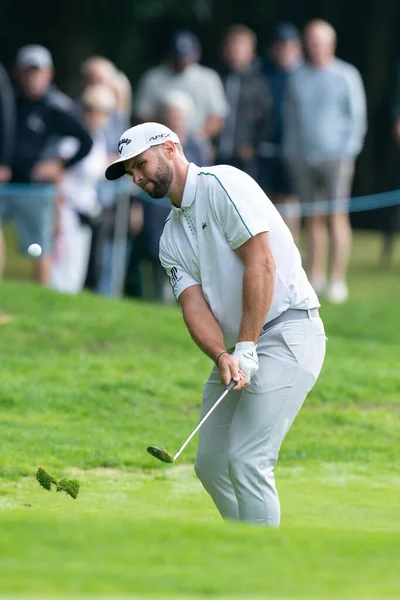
[51,84,116,293]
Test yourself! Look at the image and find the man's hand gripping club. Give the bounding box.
[217,342,259,390]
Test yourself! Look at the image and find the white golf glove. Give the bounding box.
[232,341,259,384]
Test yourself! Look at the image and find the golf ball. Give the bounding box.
[27,243,42,257]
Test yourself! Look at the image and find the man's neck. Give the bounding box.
[311,56,335,69]
[167,160,190,208]
[228,63,251,74]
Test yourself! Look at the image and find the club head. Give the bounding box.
[147,446,174,463]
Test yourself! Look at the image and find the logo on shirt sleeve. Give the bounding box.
[169,266,183,287]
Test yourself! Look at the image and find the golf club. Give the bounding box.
[147,379,236,464]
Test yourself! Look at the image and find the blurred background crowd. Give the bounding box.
[1,2,400,307]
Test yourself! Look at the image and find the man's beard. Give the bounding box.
[146,156,173,199]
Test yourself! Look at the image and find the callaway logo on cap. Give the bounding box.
[105,122,180,181]
[118,138,131,154]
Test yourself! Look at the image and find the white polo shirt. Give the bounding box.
[134,64,228,133]
[159,163,319,348]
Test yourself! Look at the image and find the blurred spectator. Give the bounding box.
[158,90,212,165]
[0,45,92,286]
[0,61,16,286]
[50,84,115,293]
[381,62,400,265]
[262,22,303,239]
[283,20,367,303]
[78,56,132,292]
[114,70,133,124]
[80,56,116,87]
[125,90,211,302]
[392,67,400,147]
[134,30,228,141]
[215,24,272,184]
[0,62,16,184]
[79,56,130,152]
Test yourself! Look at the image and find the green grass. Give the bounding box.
[0,231,400,598]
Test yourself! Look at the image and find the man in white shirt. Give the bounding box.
[105,122,326,526]
[134,31,228,141]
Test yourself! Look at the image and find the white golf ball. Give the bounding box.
[27,243,42,257]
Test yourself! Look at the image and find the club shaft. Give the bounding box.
[173,381,235,460]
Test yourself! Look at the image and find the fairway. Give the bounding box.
[1,232,400,598]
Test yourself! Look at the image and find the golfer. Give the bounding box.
[105,122,326,526]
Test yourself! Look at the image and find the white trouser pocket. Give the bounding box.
[281,320,306,364]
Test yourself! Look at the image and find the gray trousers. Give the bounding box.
[195,314,326,526]
[288,159,355,213]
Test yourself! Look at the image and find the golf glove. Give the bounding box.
[232,341,259,384]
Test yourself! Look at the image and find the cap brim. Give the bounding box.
[105,160,126,181]
[104,146,150,181]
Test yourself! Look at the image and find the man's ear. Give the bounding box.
[163,140,176,158]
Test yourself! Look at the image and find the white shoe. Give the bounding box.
[325,280,349,304]
[309,277,327,295]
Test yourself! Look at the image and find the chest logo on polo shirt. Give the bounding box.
[202,221,207,230]
[27,114,45,134]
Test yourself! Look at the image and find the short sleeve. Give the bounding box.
[209,170,270,249]
[159,238,200,301]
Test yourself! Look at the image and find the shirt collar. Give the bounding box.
[172,162,200,211]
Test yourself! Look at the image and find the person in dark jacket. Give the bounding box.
[215,24,273,184]
[0,63,16,185]
[381,60,400,264]
[261,22,303,240]
[0,62,16,321]
[0,45,92,285]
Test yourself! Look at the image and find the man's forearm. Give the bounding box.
[237,259,275,343]
[182,300,227,363]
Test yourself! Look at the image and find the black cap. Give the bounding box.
[271,22,300,43]
[170,30,200,60]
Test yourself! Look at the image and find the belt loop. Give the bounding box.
[307,309,312,320]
